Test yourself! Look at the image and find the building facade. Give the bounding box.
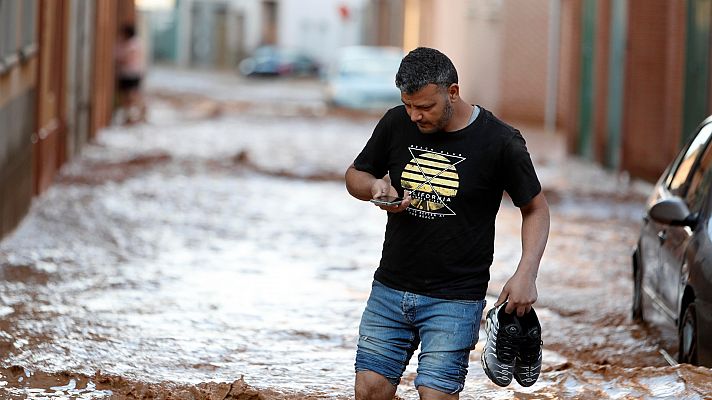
[363,0,552,125]
[0,0,135,239]
[143,0,367,70]
[365,0,712,182]
[0,0,37,237]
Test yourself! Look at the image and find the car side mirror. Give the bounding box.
[648,197,696,227]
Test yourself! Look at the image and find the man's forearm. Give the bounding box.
[517,192,550,277]
[345,164,381,201]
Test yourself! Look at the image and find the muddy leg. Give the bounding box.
[355,371,397,400]
[417,386,458,400]
[126,88,146,124]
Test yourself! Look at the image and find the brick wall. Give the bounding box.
[592,0,611,164]
[459,0,504,113]
[499,0,550,124]
[0,91,35,237]
[0,2,37,237]
[558,0,582,154]
[662,1,686,165]
[621,0,685,181]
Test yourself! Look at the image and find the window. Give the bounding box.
[21,0,37,56]
[667,123,712,195]
[0,0,36,71]
[1,1,18,57]
[0,0,20,71]
[685,138,712,213]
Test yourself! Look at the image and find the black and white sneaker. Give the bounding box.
[513,307,543,387]
[481,302,521,387]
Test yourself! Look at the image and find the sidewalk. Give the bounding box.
[518,121,652,199]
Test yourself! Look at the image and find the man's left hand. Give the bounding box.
[495,270,538,317]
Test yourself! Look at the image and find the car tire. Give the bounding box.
[632,250,644,322]
[678,301,698,365]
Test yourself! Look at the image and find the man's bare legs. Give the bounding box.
[418,386,458,400]
[355,371,459,400]
[126,88,146,124]
[355,371,396,400]
[118,88,146,125]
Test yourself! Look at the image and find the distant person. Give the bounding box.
[115,23,147,125]
[345,47,550,399]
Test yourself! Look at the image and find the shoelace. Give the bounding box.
[517,338,542,364]
[496,329,521,363]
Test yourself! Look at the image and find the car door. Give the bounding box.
[639,134,697,311]
[658,123,712,318]
[640,184,666,300]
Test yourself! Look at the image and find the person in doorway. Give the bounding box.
[345,47,550,399]
[115,23,147,125]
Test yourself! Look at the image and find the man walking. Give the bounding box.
[345,47,550,399]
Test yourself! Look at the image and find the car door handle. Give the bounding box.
[657,230,667,243]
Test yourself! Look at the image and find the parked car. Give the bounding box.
[632,115,712,366]
[325,46,404,110]
[238,46,319,77]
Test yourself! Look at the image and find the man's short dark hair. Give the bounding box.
[395,47,458,94]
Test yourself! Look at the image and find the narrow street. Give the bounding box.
[1,69,711,399]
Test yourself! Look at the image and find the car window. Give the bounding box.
[685,137,712,212]
[667,123,712,195]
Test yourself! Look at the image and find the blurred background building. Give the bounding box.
[138,0,712,182]
[3,0,712,239]
[140,0,366,69]
[364,0,711,182]
[0,0,135,238]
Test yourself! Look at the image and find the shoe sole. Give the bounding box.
[480,350,511,387]
[514,374,538,387]
[514,358,541,387]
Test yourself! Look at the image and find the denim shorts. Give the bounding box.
[355,280,486,394]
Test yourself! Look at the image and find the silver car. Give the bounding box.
[632,115,712,366]
[325,46,404,110]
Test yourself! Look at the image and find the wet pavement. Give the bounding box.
[1,69,711,399]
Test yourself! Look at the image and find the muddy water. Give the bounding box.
[1,91,712,399]
[0,170,379,398]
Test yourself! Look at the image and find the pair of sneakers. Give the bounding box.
[481,302,543,387]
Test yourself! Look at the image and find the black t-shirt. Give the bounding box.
[353,105,541,300]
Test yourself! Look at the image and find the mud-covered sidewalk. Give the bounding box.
[1,69,711,399]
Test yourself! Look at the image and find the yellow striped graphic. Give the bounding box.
[411,158,455,170]
[401,152,460,212]
[401,172,459,189]
[403,164,458,180]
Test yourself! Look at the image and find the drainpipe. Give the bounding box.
[545,0,561,135]
[176,0,192,67]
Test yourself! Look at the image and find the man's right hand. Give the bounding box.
[344,164,410,212]
[371,180,411,213]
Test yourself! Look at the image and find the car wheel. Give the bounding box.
[632,250,644,322]
[678,301,698,365]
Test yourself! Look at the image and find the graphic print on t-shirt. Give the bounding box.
[401,146,465,219]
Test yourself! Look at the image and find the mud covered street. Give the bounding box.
[1,69,712,399]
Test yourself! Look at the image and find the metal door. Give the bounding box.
[578,0,597,160]
[34,0,67,194]
[682,0,712,145]
[605,0,627,170]
[65,0,94,158]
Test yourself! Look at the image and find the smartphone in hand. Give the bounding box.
[370,196,403,206]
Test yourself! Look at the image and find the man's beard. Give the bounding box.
[419,98,454,133]
[435,99,454,131]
